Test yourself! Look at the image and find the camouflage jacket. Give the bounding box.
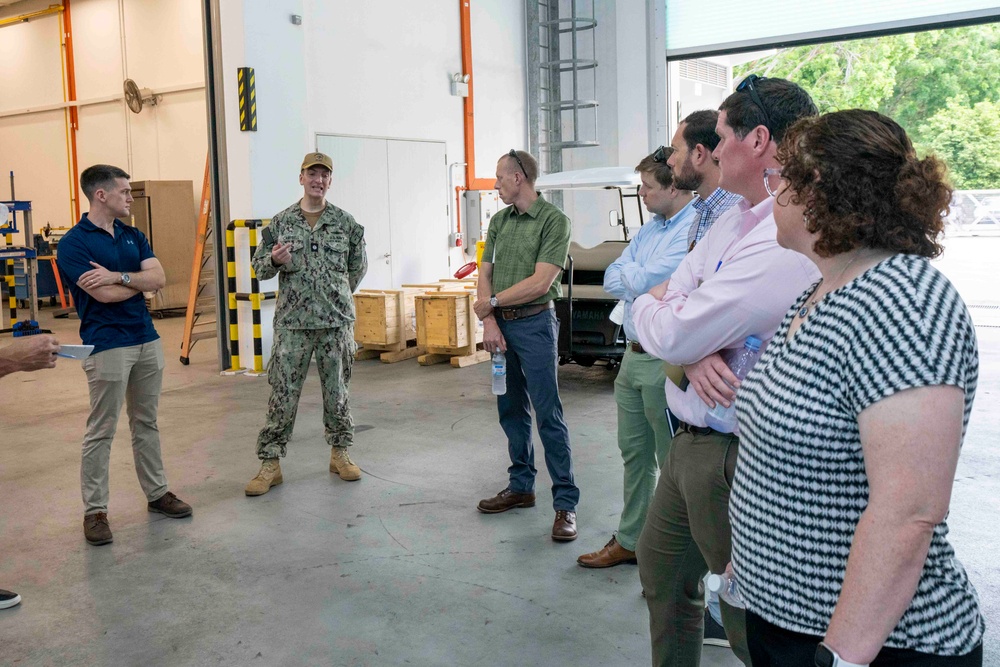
[251,201,368,330]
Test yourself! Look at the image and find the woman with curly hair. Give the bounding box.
[728,109,984,666]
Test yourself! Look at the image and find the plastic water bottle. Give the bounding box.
[704,336,762,433]
[706,572,746,609]
[491,351,507,395]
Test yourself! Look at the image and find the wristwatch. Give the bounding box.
[489,294,499,309]
[120,273,131,286]
[815,642,869,667]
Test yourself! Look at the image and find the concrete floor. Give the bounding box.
[2,236,997,665]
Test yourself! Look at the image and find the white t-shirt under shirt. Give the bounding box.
[731,253,984,656]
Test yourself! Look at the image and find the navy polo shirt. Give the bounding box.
[57,214,159,354]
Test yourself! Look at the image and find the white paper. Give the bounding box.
[609,300,625,325]
[58,344,95,360]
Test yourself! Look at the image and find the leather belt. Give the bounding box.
[629,341,646,354]
[498,301,554,321]
[677,421,719,437]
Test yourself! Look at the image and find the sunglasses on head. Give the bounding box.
[652,146,668,163]
[508,149,528,178]
[736,74,772,131]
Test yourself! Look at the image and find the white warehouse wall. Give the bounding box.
[221,0,525,220]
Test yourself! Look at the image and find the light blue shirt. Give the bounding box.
[604,198,697,342]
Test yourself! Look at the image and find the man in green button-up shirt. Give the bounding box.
[473,149,580,542]
[245,152,368,496]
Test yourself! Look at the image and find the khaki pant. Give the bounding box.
[81,340,168,515]
[637,430,750,667]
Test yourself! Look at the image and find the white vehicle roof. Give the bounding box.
[535,167,640,191]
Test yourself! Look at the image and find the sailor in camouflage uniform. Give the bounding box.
[245,152,368,496]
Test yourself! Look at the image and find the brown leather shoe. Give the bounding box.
[552,510,577,541]
[83,512,113,546]
[147,491,193,518]
[577,534,637,568]
[477,488,536,514]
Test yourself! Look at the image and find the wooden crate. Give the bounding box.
[414,292,488,367]
[353,289,424,363]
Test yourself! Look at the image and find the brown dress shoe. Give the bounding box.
[577,535,637,568]
[83,512,113,546]
[552,510,578,541]
[147,491,193,518]
[477,488,536,514]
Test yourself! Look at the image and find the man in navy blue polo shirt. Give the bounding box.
[57,164,192,546]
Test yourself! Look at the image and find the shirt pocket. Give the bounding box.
[321,236,349,273]
[283,238,307,273]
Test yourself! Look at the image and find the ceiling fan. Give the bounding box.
[123,79,160,113]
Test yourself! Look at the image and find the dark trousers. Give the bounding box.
[746,610,983,666]
[495,309,579,511]
[636,430,750,666]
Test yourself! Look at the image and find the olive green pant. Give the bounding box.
[613,348,674,551]
[637,430,750,667]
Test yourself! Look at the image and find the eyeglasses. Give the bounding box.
[508,149,528,178]
[763,168,783,197]
[652,145,668,163]
[736,74,772,131]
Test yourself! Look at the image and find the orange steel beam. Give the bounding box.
[63,0,81,222]
[459,0,495,192]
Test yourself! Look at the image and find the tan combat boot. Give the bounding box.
[329,447,361,481]
[245,459,283,496]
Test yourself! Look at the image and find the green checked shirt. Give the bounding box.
[252,201,367,330]
[482,194,571,306]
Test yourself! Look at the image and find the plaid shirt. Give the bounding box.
[686,187,743,250]
[482,194,571,306]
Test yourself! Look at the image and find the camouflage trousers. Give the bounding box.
[256,326,356,460]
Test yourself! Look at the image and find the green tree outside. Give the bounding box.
[734,23,1000,188]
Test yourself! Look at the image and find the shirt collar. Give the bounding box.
[515,193,548,219]
[694,187,741,212]
[78,214,126,234]
[737,195,775,223]
[652,196,698,228]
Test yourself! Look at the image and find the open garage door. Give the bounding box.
[666,0,1000,59]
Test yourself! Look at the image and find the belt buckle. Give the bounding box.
[501,308,517,321]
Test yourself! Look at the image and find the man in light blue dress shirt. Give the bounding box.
[577,147,696,569]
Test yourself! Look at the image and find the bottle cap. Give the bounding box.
[706,573,724,593]
[744,336,762,351]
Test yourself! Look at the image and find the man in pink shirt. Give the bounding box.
[631,76,820,666]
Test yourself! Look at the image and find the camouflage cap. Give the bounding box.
[301,152,333,171]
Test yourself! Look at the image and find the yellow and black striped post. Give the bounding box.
[225,219,273,375]
[4,228,17,325]
[224,224,241,373]
[237,67,257,132]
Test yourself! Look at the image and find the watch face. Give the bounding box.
[815,644,835,667]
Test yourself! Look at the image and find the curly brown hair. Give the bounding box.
[776,109,952,258]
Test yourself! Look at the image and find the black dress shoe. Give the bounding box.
[552,510,577,541]
[477,488,536,514]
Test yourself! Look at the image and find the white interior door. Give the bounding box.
[386,139,449,285]
[316,135,392,289]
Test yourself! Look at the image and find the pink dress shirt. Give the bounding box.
[631,197,820,430]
